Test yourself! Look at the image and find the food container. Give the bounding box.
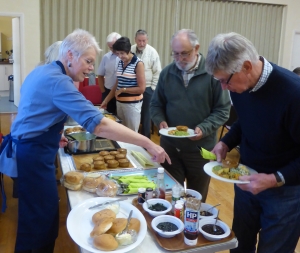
[199,203,219,220]
[151,215,184,238]
[198,218,230,241]
[66,132,97,153]
[142,199,172,217]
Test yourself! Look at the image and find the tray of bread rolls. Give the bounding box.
[72,148,134,172]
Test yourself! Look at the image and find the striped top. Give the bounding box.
[116,54,142,97]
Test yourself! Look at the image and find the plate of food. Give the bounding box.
[67,197,147,253]
[159,126,197,138]
[204,161,257,184]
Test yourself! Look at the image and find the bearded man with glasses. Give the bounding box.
[150,29,230,202]
[206,32,300,253]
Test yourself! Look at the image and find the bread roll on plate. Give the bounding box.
[93,234,118,251]
[92,209,117,224]
[90,217,114,237]
[176,125,188,132]
[106,218,127,236]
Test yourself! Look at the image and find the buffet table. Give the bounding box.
[58,142,238,253]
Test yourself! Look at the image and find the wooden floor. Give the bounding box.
[0,112,299,253]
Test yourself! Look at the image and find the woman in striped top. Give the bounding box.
[101,37,146,132]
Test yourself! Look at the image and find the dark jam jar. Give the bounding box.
[137,188,146,204]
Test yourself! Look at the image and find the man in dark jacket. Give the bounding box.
[150,29,230,202]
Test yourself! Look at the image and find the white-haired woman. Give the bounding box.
[0,29,170,253]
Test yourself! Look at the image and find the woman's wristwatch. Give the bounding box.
[123,87,127,92]
[273,171,285,187]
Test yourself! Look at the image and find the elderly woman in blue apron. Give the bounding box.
[0,29,170,253]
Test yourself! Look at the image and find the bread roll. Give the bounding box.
[115,154,126,160]
[92,209,117,224]
[110,151,120,156]
[117,148,127,154]
[106,218,127,236]
[107,160,119,168]
[176,125,188,132]
[64,171,84,184]
[128,218,141,232]
[82,176,102,193]
[63,181,82,191]
[104,155,115,162]
[118,158,129,168]
[80,163,92,172]
[93,161,106,170]
[90,217,114,237]
[93,234,118,251]
[96,180,118,197]
[93,156,104,162]
[99,151,110,156]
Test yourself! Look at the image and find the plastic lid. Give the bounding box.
[158,167,164,173]
[175,203,183,209]
[138,188,146,193]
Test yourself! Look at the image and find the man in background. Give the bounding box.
[293,67,300,76]
[150,29,230,202]
[131,29,161,139]
[97,32,121,114]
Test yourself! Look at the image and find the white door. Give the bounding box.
[12,17,21,107]
[290,31,300,71]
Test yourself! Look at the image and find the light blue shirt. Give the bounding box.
[1,61,103,177]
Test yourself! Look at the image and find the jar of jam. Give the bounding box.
[145,187,153,200]
[137,188,146,204]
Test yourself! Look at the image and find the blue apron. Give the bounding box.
[15,119,66,251]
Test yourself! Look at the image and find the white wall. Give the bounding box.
[0,0,40,81]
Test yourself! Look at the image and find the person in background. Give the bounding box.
[131,29,162,139]
[43,41,62,64]
[101,37,146,132]
[0,29,170,253]
[97,32,121,113]
[292,67,300,76]
[150,29,230,202]
[206,32,300,253]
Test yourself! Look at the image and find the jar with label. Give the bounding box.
[184,197,201,246]
[156,167,165,199]
[137,188,146,204]
[171,183,181,213]
[174,203,183,221]
[145,187,153,200]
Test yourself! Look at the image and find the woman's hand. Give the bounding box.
[59,136,68,148]
[100,101,107,109]
[115,89,123,97]
[146,144,171,165]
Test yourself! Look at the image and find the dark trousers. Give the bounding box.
[102,87,116,114]
[160,137,211,202]
[140,87,153,139]
[15,241,55,253]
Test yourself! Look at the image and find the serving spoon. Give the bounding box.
[213,210,220,232]
[115,210,137,245]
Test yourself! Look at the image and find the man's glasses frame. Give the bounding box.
[171,48,194,59]
[214,73,234,84]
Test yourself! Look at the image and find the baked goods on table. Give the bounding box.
[91,207,141,250]
[62,171,84,191]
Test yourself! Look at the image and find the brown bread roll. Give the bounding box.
[93,234,118,251]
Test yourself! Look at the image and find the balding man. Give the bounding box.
[97,32,121,113]
[150,29,230,202]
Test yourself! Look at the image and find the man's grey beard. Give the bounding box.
[175,60,196,72]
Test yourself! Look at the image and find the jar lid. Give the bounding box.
[158,167,164,173]
[175,203,183,209]
[138,187,146,193]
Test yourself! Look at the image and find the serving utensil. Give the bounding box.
[141,197,149,208]
[207,203,221,213]
[213,210,219,232]
[88,198,125,209]
[184,181,187,195]
[117,210,133,237]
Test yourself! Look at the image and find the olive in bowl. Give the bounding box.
[199,203,218,220]
[198,218,230,241]
[142,199,172,217]
[151,215,184,238]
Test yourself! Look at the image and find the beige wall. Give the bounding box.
[0,0,40,81]
[0,16,13,55]
[0,0,299,80]
[238,0,300,68]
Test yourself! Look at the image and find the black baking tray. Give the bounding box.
[64,138,121,155]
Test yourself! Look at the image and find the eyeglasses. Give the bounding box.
[214,73,234,84]
[85,59,95,67]
[171,49,194,59]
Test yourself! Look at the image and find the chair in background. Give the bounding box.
[80,85,102,105]
[219,105,238,141]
